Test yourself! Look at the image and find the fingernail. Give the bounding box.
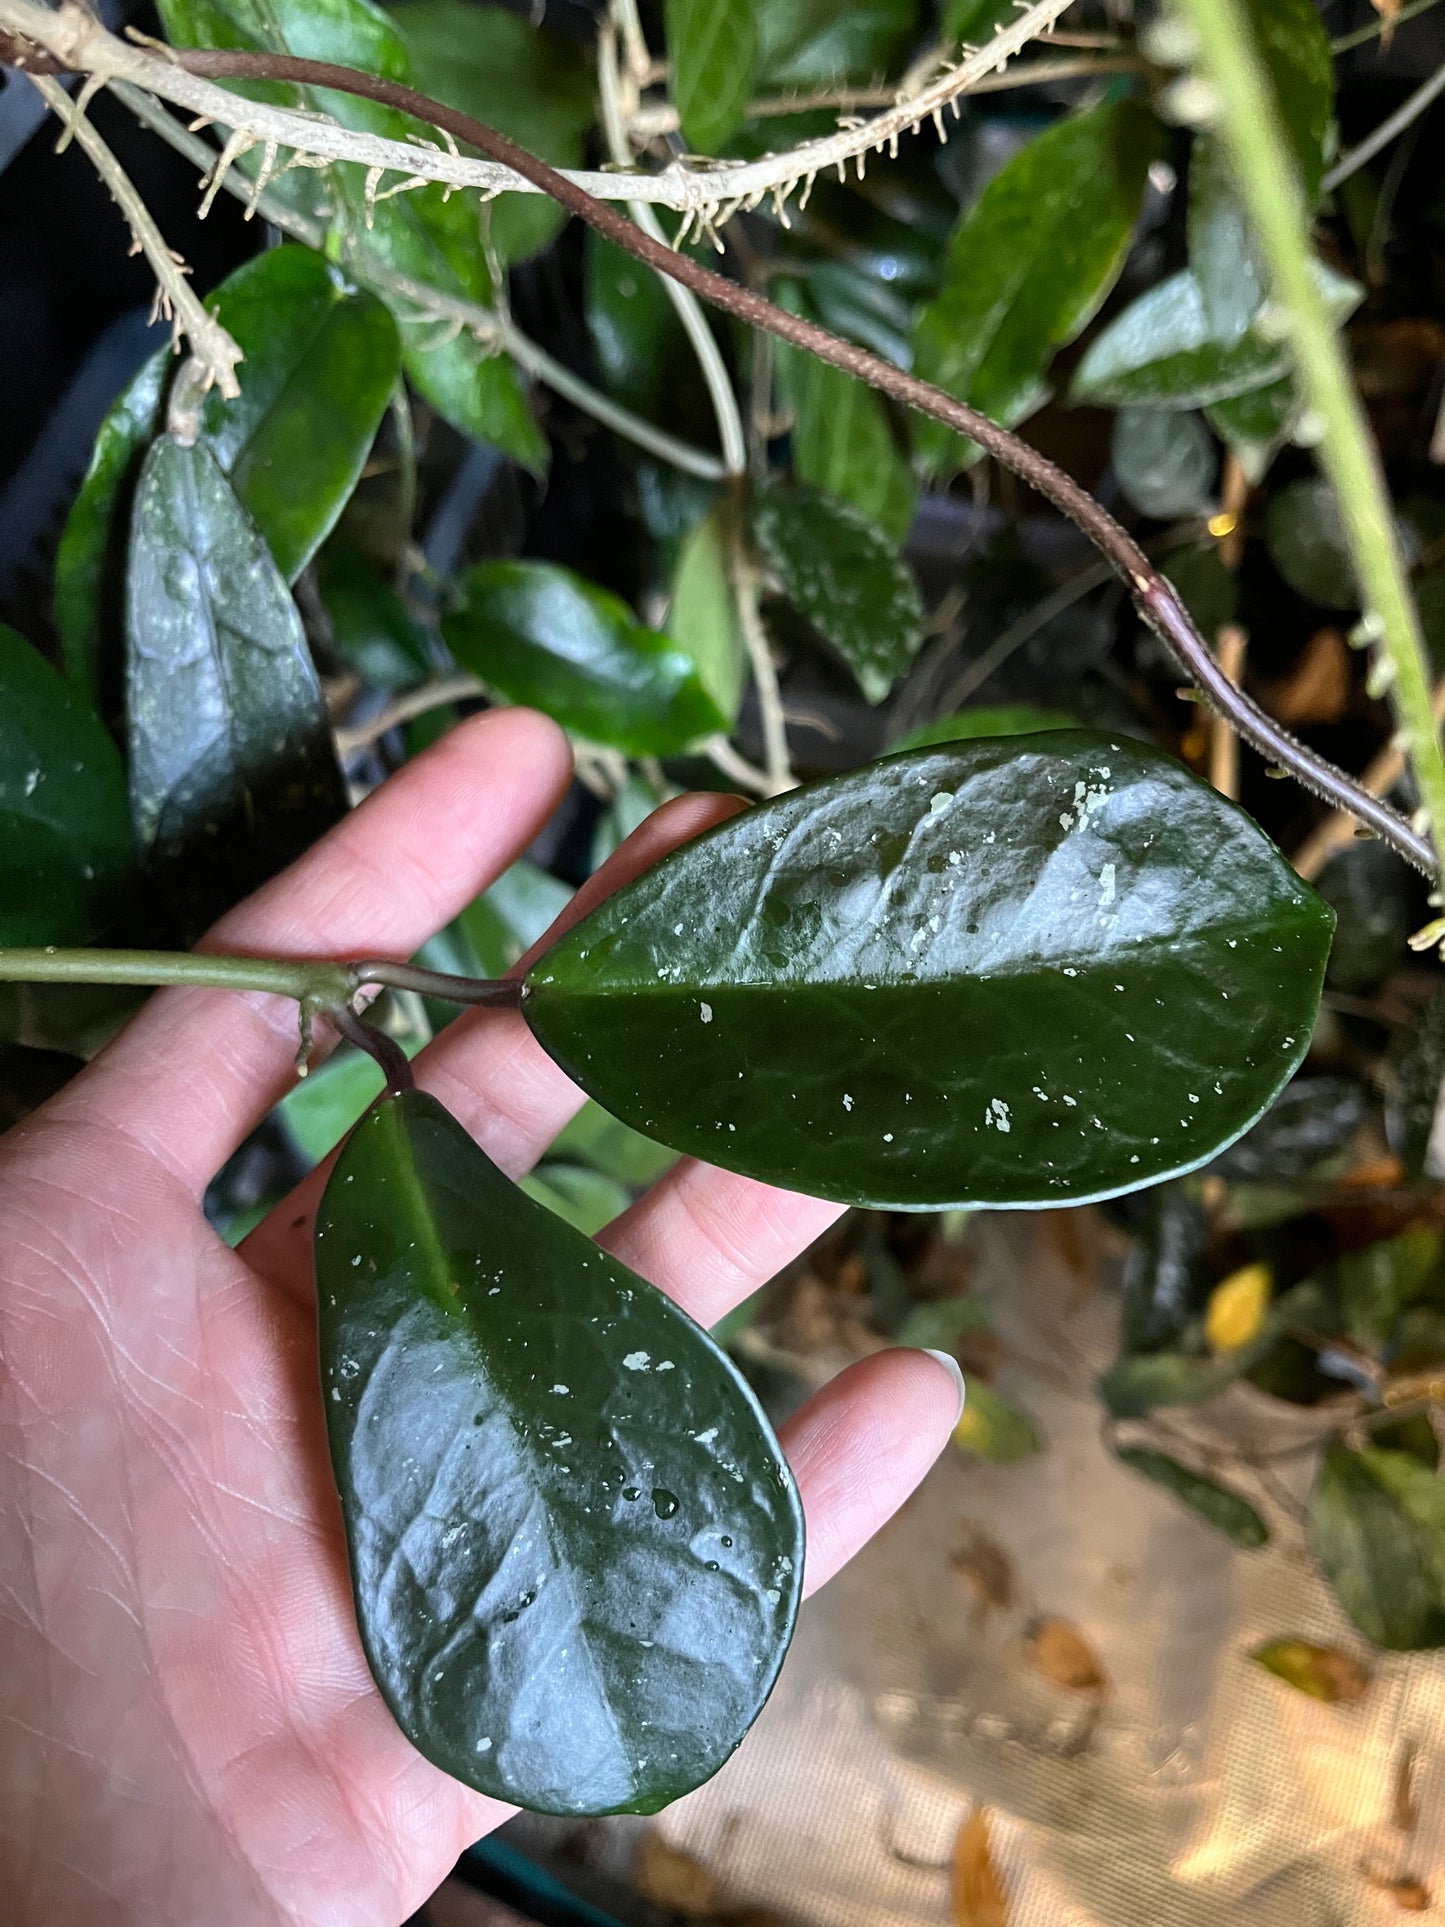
[922,1348,967,1427]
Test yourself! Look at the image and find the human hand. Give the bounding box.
[0,710,962,1926]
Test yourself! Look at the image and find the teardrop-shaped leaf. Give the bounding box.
[521,732,1334,1210]
[1111,409,1217,521]
[1308,1442,1445,1651]
[913,101,1160,474]
[195,245,400,582]
[666,0,759,155]
[315,1089,803,1815]
[1115,1446,1269,1548]
[0,625,132,943]
[403,333,548,474]
[442,561,726,756]
[750,482,923,703]
[125,436,346,892]
[1251,1638,1370,1703]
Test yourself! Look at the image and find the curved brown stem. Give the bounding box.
[349,962,524,1008]
[74,40,1437,878]
[328,1001,415,1097]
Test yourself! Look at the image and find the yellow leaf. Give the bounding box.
[1205,1261,1272,1353]
[952,1808,1009,1927]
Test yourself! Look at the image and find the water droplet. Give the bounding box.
[652,1488,679,1519]
[623,1486,641,1501]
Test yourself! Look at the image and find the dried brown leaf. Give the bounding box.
[952,1531,1015,1613]
[1252,1638,1370,1704]
[952,1807,1009,1927]
[633,1832,719,1916]
[1032,1619,1106,1692]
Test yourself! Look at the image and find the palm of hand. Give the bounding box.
[0,712,958,1926]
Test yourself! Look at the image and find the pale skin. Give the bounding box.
[0,708,961,1926]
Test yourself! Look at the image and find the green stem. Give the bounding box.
[1175,0,1445,892]
[0,947,357,1004]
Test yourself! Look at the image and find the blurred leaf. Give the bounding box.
[666,0,759,154]
[197,245,399,581]
[776,336,915,545]
[1318,843,1416,995]
[520,1162,633,1235]
[388,1,593,264]
[1099,1347,1259,1419]
[0,626,132,943]
[443,562,725,756]
[585,232,688,414]
[53,353,168,717]
[1117,1447,1269,1548]
[894,706,1075,752]
[894,1297,993,1349]
[1205,378,1297,483]
[1111,409,1217,520]
[669,502,746,724]
[1121,1182,1210,1354]
[953,1378,1042,1462]
[1309,1443,1445,1650]
[1252,1637,1370,1701]
[548,1102,678,1189]
[458,859,574,978]
[750,481,923,702]
[1387,987,1445,1181]
[1031,1618,1105,1690]
[952,1807,1009,1927]
[1265,477,1358,607]
[915,101,1159,473]
[756,0,915,89]
[125,437,346,897]
[403,333,547,473]
[1206,1261,1273,1353]
[1072,262,1360,409]
[943,0,1016,45]
[1335,1228,1442,1354]
[282,1045,391,1162]
[1242,0,1335,208]
[591,769,667,873]
[317,542,435,690]
[1163,546,1240,649]
[1213,1073,1367,1183]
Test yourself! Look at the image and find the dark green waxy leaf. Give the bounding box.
[893,706,1075,752]
[317,543,436,690]
[1334,1228,1442,1354]
[1115,1447,1269,1549]
[1239,0,1335,210]
[943,0,1017,47]
[125,437,346,888]
[0,625,132,944]
[913,102,1159,473]
[403,334,547,474]
[442,562,725,756]
[749,482,923,703]
[1387,988,1445,1182]
[1317,843,1415,996]
[775,334,915,546]
[952,1378,1041,1463]
[1120,1182,1210,1355]
[755,0,915,89]
[1265,478,1360,608]
[522,731,1335,1211]
[315,1089,803,1814]
[196,246,399,581]
[666,0,759,155]
[669,503,746,725]
[1205,379,1296,483]
[585,232,690,415]
[388,1,593,264]
[1111,409,1217,521]
[1309,1443,1445,1651]
[1071,263,1360,410]
[54,353,168,717]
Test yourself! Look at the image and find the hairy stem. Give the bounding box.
[1175,0,1445,890]
[99,38,1438,876]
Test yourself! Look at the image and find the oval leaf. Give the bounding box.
[666,0,759,155]
[1309,1442,1445,1650]
[522,732,1334,1210]
[750,481,923,703]
[669,502,746,725]
[1111,408,1216,520]
[125,436,346,893]
[442,561,726,756]
[1116,1446,1269,1548]
[315,1089,803,1815]
[0,626,132,944]
[1251,1637,1369,1703]
[775,320,915,545]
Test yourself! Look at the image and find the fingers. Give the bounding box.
[60,709,574,1195]
[241,790,750,1287]
[782,1348,963,1598]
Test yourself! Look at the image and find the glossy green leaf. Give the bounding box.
[750,482,923,703]
[893,705,1075,752]
[1072,262,1361,410]
[125,437,346,883]
[1111,409,1217,520]
[403,334,547,474]
[315,1089,803,1814]
[443,562,725,756]
[1115,1446,1268,1548]
[522,731,1335,1211]
[388,1,593,264]
[942,0,1017,47]
[668,503,746,725]
[913,102,1159,473]
[952,1378,1041,1463]
[585,233,692,415]
[1265,477,1361,608]
[666,0,759,155]
[0,626,132,944]
[316,543,436,690]
[776,338,915,545]
[53,353,168,716]
[1206,379,1298,483]
[1309,1443,1445,1650]
[755,0,915,88]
